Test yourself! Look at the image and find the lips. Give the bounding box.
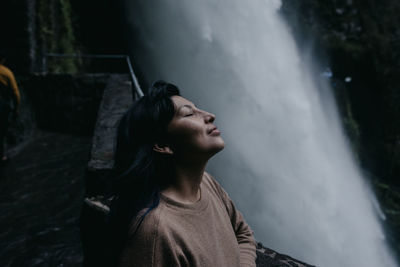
[208,126,220,135]
[207,126,217,134]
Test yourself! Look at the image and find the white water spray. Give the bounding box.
[123,0,397,266]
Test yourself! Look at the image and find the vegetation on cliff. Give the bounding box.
[36,0,78,73]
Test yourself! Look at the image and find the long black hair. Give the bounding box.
[107,80,180,263]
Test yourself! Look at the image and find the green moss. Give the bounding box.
[37,0,79,73]
[57,0,77,73]
[343,99,361,160]
[37,0,54,51]
[373,180,400,217]
[330,79,361,160]
[372,179,400,258]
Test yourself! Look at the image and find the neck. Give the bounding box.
[162,160,207,204]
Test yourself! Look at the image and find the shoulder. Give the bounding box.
[120,202,187,267]
[120,204,168,266]
[127,203,164,240]
[0,65,12,76]
[127,201,180,245]
[203,171,223,192]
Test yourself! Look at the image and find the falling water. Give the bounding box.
[122,0,397,266]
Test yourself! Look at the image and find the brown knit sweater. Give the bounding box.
[119,172,257,267]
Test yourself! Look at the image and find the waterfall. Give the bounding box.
[122,0,397,266]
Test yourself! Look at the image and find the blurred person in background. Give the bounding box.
[0,50,20,163]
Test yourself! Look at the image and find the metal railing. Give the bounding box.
[43,53,144,99]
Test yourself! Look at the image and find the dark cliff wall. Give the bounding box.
[68,0,128,73]
[0,0,32,73]
[1,0,126,74]
[0,0,78,73]
[1,0,126,146]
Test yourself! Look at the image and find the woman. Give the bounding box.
[108,81,256,267]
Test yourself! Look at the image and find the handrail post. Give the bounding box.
[42,53,48,74]
[126,56,144,99]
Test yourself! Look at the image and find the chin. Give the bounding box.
[218,138,225,150]
[211,138,225,153]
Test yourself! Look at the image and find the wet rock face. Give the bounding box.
[256,243,315,267]
[0,0,31,73]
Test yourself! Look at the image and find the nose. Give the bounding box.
[204,111,215,123]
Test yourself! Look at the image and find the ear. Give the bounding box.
[153,143,173,155]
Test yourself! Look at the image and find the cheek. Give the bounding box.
[177,127,204,147]
[168,121,203,144]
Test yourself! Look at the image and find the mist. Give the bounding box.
[121,0,397,266]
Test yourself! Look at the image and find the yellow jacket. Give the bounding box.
[0,64,20,110]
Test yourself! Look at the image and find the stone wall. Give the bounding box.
[6,73,113,156]
[22,73,109,136]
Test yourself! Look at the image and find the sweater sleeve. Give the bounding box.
[205,173,257,267]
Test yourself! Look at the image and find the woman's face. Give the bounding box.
[166,95,225,161]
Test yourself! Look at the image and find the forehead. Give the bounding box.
[171,95,194,109]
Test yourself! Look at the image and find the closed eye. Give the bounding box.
[178,105,195,117]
